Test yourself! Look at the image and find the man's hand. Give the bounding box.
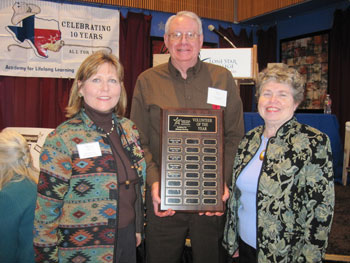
[151,182,176,217]
[199,183,230,216]
[136,233,142,247]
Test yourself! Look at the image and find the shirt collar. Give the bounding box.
[168,57,202,79]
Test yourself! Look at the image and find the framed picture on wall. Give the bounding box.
[280,30,329,111]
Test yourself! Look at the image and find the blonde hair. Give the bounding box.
[256,63,305,105]
[66,50,127,118]
[0,129,38,190]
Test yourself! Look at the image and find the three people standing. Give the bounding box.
[31,10,334,263]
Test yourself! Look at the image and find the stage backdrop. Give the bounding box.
[0,0,119,78]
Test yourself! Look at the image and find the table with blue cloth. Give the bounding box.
[243,112,343,183]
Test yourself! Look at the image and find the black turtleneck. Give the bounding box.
[83,102,139,229]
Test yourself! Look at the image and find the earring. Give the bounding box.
[78,93,83,98]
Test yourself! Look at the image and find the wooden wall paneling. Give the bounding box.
[237,0,253,23]
[73,0,236,22]
[237,0,307,22]
[65,0,309,22]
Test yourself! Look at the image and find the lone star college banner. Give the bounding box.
[0,0,119,78]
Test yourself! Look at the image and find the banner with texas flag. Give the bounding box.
[0,0,119,78]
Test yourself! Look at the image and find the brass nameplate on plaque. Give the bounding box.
[160,108,224,212]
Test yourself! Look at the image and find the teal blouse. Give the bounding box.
[0,178,37,263]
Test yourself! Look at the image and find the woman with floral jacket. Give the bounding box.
[34,51,146,263]
[223,64,334,262]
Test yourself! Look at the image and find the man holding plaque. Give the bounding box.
[130,11,244,263]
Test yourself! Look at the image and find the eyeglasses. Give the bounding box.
[168,31,200,41]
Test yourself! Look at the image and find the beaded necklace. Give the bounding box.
[104,119,115,136]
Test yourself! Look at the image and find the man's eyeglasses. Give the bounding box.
[168,32,200,41]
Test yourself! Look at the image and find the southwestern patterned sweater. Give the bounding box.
[33,110,146,263]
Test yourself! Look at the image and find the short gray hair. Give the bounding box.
[165,11,203,35]
[256,63,305,105]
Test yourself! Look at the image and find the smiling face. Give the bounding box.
[258,81,299,129]
[79,62,121,113]
[164,15,203,69]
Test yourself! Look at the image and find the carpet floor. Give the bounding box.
[324,183,350,262]
[138,183,350,263]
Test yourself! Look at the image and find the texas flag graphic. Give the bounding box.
[6,3,62,58]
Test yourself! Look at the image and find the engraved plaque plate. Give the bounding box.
[160,108,224,212]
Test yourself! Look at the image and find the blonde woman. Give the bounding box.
[33,51,146,263]
[0,129,38,263]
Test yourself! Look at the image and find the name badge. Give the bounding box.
[207,87,227,107]
[77,142,102,159]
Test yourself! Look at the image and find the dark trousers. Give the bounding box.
[144,189,227,263]
[115,224,137,263]
[238,236,256,263]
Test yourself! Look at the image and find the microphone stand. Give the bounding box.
[222,36,236,48]
[208,25,237,48]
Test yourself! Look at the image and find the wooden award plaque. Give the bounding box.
[159,108,224,212]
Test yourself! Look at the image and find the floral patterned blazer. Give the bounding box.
[223,117,334,262]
